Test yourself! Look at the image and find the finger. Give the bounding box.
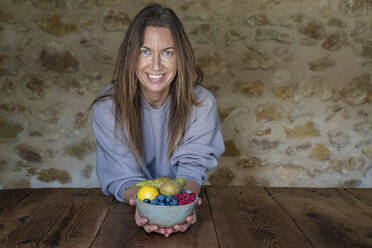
[135,209,148,226]
[174,223,189,232]
[165,227,175,237]
[129,198,136,206]
[186,215,197,224]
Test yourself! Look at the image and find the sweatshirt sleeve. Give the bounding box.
[170,88,225,186]
[92,100,146,203]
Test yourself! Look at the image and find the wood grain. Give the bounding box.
[91,187,219,248]
[1,188,112,248]
[345,188,372,208]
[267,187,372,248]
[206,186,313,248]
[0,188,54,242]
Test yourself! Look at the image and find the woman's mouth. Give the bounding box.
[147,73,166,82]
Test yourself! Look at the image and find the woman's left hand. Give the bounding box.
[160,197,202,237]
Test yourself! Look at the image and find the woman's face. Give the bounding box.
[136,26,177,105]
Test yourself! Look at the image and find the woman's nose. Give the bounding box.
[151,54,162,71]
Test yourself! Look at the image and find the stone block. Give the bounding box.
[15,143,42,163]
[252,138,281,150]
[328,131,351,150]
[362,146,372,159]
[189,23,219,44]
[0,117,23,142]
[341,74,372,106]
[32,0,67,10]
[308,55,335,71]
[40,42,79,72]
[245,13,271,27]
[339,0,372,15]
[275,164,313,181]
[225,29,246,46]
[309,143,329,161]
[234,80,264,97]
[21,74,48,100]
[101,9,131,31]
[37,168,72,184]
[65,138,95,160]
[256,103,283,121]
[38,13,79,35]
[285,121,320,138]
[299,21,327,40]
[236,157,261,169]
[222,140,241,157]
[208,166,236,185]
[242,46,275,69]
[273,83,298,100]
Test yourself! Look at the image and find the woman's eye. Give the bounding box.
[140,49,149,55]
[163,50,173,56]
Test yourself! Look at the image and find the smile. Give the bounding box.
[147,73,166,82]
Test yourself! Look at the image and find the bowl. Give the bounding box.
[135,192,198,227]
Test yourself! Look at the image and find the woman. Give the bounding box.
[91,3,224,237]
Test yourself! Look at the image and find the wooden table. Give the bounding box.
[1,186,372,248]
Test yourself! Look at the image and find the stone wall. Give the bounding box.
[0,0,371,189]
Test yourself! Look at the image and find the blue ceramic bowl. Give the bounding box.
[135,192,198,227]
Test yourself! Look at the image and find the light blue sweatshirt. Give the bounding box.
[92,84,225,202]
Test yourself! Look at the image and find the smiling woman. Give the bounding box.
[136,27,177,109]
[90,3,225,237]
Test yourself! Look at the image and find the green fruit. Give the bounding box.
[136,176,171,189]
[159,180,181,196]
[175,177,187,188]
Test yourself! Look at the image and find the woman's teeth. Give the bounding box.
[148,74,163,79]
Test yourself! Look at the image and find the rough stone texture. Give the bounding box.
[252,138,281,150]
[340,74,372,106]
[256,103,283,121]
[0,103,26,112]
[234,80,264,97]
[101,9,131,31]
[362,146,372,159]
[22,74,48,100]
[236,157,261,169]
[74,111,88,128]
[37,168,72,184]
[242,46,275,69]
[222,140,241,157]
[81,163,93,179]
[0,117,23,142]
[15,143,42,163]
[299,21,327,40]
[208,166,236,185]
[309,144,329,161]
[1,0,372,190]
[65,138,95,160]
[308,55,335,71]
[285,121,320,138]
[328,131,351,150]
[273,83,298,100]
[190,24,219,44]
[40,42,79,72]
[326,157,366,173]
[339,0,372,15]
[275,164,313,184]
[38,13,79,35]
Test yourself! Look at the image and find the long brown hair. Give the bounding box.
[91,3,203,164]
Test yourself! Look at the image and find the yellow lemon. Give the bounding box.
[137,186,159,201]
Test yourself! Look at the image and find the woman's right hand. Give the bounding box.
[129,198,170,236]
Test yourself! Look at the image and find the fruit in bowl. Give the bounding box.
[135,177,198,227]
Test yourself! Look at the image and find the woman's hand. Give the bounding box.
[129,197,202,237]
[159,198,202,237]
[129,198,169,236]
